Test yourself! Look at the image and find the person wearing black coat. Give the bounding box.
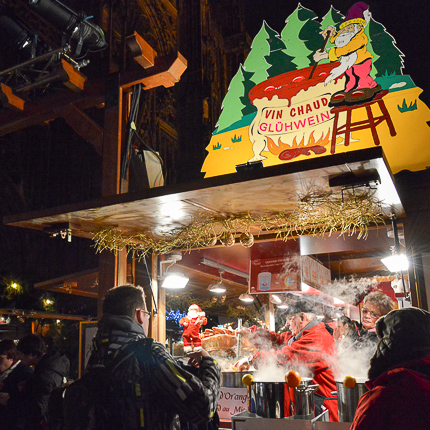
[17,334,70,430]
[0,338,34,430]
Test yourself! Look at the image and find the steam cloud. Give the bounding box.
[328,276,379,306]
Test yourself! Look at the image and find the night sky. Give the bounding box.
[244,0,430,107]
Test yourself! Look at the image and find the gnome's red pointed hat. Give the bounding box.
[340,2,369,29]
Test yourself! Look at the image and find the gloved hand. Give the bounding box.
[252,350,270,370]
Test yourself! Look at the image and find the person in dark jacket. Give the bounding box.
[87,284,221,430]
[335,316,359,355]
[17,334,69,430]
[0,338,34,430]
[351,307,430,430]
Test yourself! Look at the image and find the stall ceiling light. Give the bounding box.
[270,294,283,304]
[239,293,254,302]
[208,283,226,293]
[277,303,289,309]
[161,272,189,289]
[381,254,409,272]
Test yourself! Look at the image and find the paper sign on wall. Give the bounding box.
[250,256,299,294]
[218,388,248,420]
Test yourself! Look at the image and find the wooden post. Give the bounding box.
[151,254,166,344]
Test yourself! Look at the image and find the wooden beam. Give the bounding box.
[55,104,104,156]
[0,85,105,138]
[0,52,186,137]
[120,52,187,91]
[0,83,25,111]
[126,31,157,69]
[60,59,88,92]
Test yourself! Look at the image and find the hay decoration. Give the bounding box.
[92,191,384,257]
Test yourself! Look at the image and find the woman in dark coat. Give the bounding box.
[351,307,430,430]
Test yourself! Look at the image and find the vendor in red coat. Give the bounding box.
[179,304,207,353]
[238,300,339,421]
[351,307,430,430]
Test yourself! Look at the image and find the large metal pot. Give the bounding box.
[221,371,254,388]
[294,378,319,419]
[251,380,295,418]
[335,379,368,422]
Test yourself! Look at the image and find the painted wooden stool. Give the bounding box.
[330,89,396,154]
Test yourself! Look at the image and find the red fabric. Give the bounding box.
[278,331,293,345]
[253,322,339,422]
[350,355,430,430]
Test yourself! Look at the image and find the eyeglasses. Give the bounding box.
[361,308,382,319]
[136,309,151,319]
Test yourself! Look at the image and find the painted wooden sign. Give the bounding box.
[202,3,430,177]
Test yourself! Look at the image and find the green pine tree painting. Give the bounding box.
[281,4,322,70]
[318,6,344,64]
[240,65,257,116]
[214,65,248,133]
[264,22,296,78]
[367,17,404,77]
[243,21,272,85]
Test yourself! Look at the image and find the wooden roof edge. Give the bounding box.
[34,268,98,289]
[0,308,96,321]
[4,147,392,226]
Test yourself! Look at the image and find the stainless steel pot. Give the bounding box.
[294,378,319,419]
[335,380,368,422]
[221,371,254,388]
[251,381,295,418]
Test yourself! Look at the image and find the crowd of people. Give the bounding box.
[0,284,221,430]
[0,334,69,429]
[235,291,398,422]
[1,285,430,429]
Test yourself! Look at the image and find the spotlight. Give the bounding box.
[28,0,107,56]
[0,15,32,51]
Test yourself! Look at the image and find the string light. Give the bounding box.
[166,309,187,325]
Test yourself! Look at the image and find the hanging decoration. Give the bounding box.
[92,191,384,257]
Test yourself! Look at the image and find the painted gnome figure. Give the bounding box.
[179,304,207,353]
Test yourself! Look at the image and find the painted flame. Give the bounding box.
[267,129,331,155]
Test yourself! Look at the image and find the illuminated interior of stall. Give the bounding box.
[162,222,406,358]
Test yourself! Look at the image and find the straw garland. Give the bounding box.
[92,191,384,257]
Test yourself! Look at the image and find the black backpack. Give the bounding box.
[48,338,154,430]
